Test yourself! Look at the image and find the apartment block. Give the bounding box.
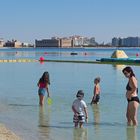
[4,40,22,48]
[112,37,140,47]
[35,38,73,48]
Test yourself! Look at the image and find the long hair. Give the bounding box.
[39,71,50,85]
[122,66,135,77]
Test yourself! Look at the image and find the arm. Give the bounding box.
[84,107,88,123]
[72,105,79,115]
[46,84,50,97]
[93,85,97,100]
[37,80,40,87]
[130,77,137,93]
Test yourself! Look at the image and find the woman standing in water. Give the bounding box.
[122,66,139,126]
[38,71,50,106]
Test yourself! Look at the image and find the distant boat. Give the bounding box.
[70,52,78,55]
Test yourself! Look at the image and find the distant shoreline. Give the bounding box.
[0,46,140,49]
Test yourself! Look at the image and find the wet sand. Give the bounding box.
[0,124,21,140]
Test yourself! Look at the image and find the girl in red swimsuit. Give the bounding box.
[37,71,50,106]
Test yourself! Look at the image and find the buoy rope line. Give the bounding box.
[0,59,37,63]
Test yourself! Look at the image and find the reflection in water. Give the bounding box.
[92,104,100,137]
[38,106,51,140]
[92,104,100,125]
[73,128,88,140]
[112,64,125,71]
[126,127,137,140]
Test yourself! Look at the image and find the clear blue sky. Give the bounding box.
[0,0,140,44]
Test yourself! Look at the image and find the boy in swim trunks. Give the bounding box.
[72,90,88,128]
[91,77,101,104]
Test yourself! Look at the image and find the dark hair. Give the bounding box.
[76,90,84,98]
[39,71,50,85]
[122,66,135,77]
[95,77,101,83]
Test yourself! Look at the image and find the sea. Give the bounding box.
[0,47,139,140]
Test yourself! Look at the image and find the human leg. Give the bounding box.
[39,94,45,106]
[38,88,45,106]
[126,104,132,125]
[78,115,85,128]
[73,114,79,128]
[74,122,79,128]
[79,122,83,128]
[129,101,139,126]
[90,96,94,104]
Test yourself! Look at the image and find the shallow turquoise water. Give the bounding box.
[0,48,139,140]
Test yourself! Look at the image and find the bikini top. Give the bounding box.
[126,82,132,91]
[126,82,138,93]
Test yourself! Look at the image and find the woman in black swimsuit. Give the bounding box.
[122,66,139,126]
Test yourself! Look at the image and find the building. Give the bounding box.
[35,36,97,48]
[89,37,96,46]
[35,39,60,47]
[70,36,97,47]
[35,38,73,48]
[0,39,4,47]
[122,37,140,47]
[4,40,22,48]
[112,37,120,47]
[112,37,140,47]
[70,36,84,46]
[60,38,73,48]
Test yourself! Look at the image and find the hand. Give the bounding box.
[74,112,78,117]
[85,116,88,123]
[126,92,131,99]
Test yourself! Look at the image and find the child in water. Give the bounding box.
[72,90,88,128]
[91,77,101,104]
[37,71,50,106]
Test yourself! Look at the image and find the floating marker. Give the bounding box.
[40,57,44,61]
[136,53,139,57]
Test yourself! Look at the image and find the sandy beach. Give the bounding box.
[0,124,21,140]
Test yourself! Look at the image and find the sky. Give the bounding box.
[0,0,140,44]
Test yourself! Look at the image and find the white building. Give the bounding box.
[0,38,4,47]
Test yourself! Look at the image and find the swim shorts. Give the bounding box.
[38,88,46,96]
[73,114,85,123]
